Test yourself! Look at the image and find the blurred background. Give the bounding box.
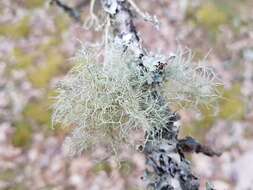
[0,0,253,189]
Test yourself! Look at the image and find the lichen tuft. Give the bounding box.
[52,41,220,156]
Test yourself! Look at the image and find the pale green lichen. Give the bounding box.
[163,49,221,108]
[52,41,220,156]
[53,42,155,155]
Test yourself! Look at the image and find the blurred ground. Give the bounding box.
[0,0,253,189]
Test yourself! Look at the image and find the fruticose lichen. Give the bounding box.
[52,40,220,156]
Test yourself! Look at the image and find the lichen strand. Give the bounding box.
[163,50,220,108]
[53,42,162,154]
[52,40,219,156]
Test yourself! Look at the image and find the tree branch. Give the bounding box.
[100,1,221,190]
[178,136,221,157]
[51,0,221,189]
[50,0,89,22]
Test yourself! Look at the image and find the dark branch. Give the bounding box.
[50,0,89,22]
[178,136,222,157]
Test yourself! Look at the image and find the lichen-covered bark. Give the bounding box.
[52,0,220,189]
[100,1,219,190]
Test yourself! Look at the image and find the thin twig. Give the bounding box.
[127,0,160,28]
[50,0,82,22]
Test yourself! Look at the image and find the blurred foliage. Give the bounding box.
[195,3,228,32]
[119,160,135,177]
[12,122,32,148]
[0,169,16,181]
[92,160,135,178]
[187,84,245,139]
[92,161,112,175]
[23,101,51,126]
[186,0,238,40]
[24,0,45,9]
[188,0,253,35]
[0,169,27,189]
[4,2,70,144]
[12,48,35,69]
[0,16,30,39]
[28,51,64,88]
[5,185,27,190]
[187,105,217,141]
[39,38,62,53]
[196,106,216,130]
[54,15,70,33]
[219,84,245,120]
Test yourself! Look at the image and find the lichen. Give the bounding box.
[53,42,153,154]
[52,41,220,156]
[163,49,220,108]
